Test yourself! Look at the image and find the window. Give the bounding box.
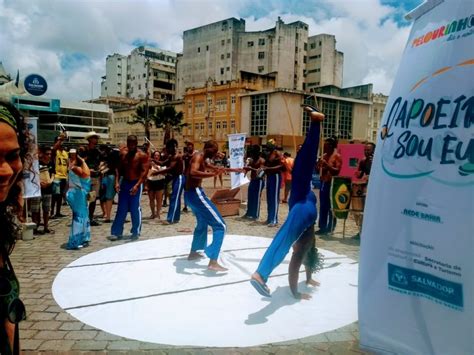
[216,97,227,112]
[304,42,307,51]
[309,54,321,60]
[231,95,236,113]
[223,121,228,129]
[200,122,205,130]
[258,66,264,73]
[307,68,320,73]
[195,100,205,114]
[216,121,221,129]
[143,73,146,78]
[187,100,192,116]
[302,96,317,135]
[250,94,268,136]
[208,121,213,130]
[226,67,230,71]
[310,42,316,49]
[319,41,322,46]
[198,47,200,53]
[206,45,209,51]
[230,120,235,129]
[227,53,230,58]
[258,38,265,45]
[194,123,199,130]
[221,54,225,60]
[374,109,378,120]
[220,68,224,75]
[322,99,337,138]
[221,39,225,45]
[258,52,265,59]
[227,39,231,43]
[338,101,353,139]
[303,56,307,64]
[247,41,254,47]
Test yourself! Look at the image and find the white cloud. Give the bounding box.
[0,0,415,101]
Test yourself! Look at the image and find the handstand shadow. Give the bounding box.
[173,257,226,278]
[245,284,308,325]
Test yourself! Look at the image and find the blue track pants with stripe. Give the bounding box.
[266,173,281,224]
[167,175,185,223]
[111,179,142,237]
[256,119,321,282]
[245,178,264,219]
[185,187,227,260]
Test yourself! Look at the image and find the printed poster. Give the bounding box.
[228,133,249,189]
[359,1,473,354]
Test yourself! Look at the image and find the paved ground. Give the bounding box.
[13,177,368,354]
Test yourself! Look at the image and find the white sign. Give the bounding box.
[23,117,41,199]
[359,1,473,354]
[228,133,249,189]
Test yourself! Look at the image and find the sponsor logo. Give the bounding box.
[388,263,463,310]
[412,14,474,48]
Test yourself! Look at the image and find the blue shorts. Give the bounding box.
[101,175,116,201]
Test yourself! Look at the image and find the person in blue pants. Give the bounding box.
[250,105,325,299]
[263,146,284,227]
[185,140,243,271]
[110,135,149,241]
[157,139,185,224]
[242,145,265,220]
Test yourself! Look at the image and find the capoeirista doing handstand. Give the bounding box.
[250,104,325,299]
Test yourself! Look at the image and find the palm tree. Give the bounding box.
[154,105,187,145]
[128,104,156,140]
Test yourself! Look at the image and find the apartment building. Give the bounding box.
[306,34,343,90]
[176,17,310,98]
[101,46,177,102]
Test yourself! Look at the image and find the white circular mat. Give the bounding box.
[52,235,358,347]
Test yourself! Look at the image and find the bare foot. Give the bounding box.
[306,279,320,287]
[208,260,228,272]
[187,251,205,260]
[149,214,156,219]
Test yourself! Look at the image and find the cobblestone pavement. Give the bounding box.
[13,177,368,354]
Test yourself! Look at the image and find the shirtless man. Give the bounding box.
[184,140,242,271]
[110,135,149,241]
[316,137,342,235]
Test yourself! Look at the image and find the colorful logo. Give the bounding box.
[412,14,474,48]
[380,59,474,186]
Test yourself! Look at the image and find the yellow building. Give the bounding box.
[104,96,185,150]
[183,72,276,150]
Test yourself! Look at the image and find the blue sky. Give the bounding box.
[0,0,424,101]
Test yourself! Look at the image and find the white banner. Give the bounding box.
[23,117,41,199]
[228,133,249,189]
[359,1,473,354]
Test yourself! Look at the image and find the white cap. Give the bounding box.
[69,148,77,154]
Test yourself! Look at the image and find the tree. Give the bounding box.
[154,105,187,145]
[129,104,156,140]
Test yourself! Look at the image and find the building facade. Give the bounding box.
[240,86,372,155]
[108,100,185,149]
[177,17,311,98]
[369,93,388,143]
[36,100,111,143]
[101,46,177,102]
[306,34,343,90]
[182,71,276,149]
